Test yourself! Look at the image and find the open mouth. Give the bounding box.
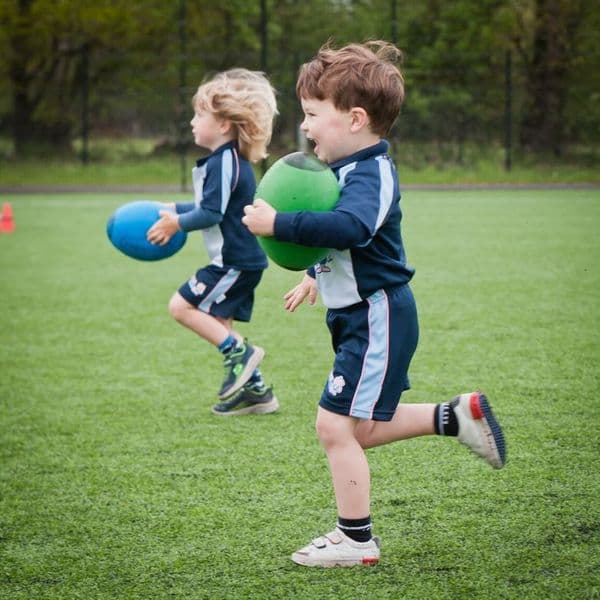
[306,137,318,153]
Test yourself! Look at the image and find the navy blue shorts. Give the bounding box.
[319,285,419,422]
[178,265,263,323]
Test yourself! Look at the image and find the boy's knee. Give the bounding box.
[315,411,352,448]
[168,293,187,321]
[315,416,331,444]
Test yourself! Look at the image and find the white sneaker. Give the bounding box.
[291,528,380,567]
[453,391,506,469]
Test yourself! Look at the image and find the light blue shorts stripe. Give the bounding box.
[349,290,389,419]
[198,268,240,313]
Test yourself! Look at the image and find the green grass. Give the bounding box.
[0,158,182,187]
[0,138,598,186]
[1,190,599,599]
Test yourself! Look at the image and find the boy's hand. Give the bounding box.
[147,210,181,246]
[284,274,318,312]
[242,199,276,236]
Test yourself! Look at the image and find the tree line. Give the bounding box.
[1,0,597,160]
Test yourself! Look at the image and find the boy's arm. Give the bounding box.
[244,165,385,249]
[175,156,229,231]
[274,209,369,249]
[147,202,221,246]
[177,206,222,231]
[174,202,195,214]
[275,167,382,250]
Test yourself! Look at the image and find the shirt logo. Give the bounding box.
[328,372,346,396]
[315,255,333,274]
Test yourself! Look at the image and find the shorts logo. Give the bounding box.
[188,277,206,296]
[328,372,346,396]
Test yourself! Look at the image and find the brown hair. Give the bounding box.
[193,68,278,162]
[296,40,404,136]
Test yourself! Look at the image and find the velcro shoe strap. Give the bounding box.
[311,536,327,549]
[312,530,343,548]
[324,530,344,545]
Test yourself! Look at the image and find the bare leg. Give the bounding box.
[355,403,436,449]
[316,407,370,519]
[316,403,437,519]
[168,291,238,346]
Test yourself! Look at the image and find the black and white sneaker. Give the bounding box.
[212,384,279,416]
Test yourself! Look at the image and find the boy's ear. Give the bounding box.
[349,107,370,132]
[219,118,233,134]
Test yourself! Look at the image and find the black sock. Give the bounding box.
[434,400,459,436]
[338,516,372,542]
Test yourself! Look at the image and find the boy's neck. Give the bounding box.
[336,132,382,162]
[207,132,236,154]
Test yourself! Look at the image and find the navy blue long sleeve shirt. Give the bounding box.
[176,141,268,271]
[274,141,414,309]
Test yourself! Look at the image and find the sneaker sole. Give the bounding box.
[211,396,279,417]
[471,392,506,469]
[218,345,265,400]
[291,553,379,568]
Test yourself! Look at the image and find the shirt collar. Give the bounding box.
[196,140,238,167]
[328,140,389,170]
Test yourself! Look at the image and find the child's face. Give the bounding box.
[190,108,230,151]
[300,97,354,164]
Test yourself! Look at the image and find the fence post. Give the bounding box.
[178,0,188,192]
[260,0,268,174]
[504,49,512,172]
[80,43,90,165]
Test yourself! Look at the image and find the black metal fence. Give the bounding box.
[3,0,597,189]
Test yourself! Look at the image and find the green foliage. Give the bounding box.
[0,190,599,598]
[563,0,600,144]
[399,0,503,143]
[0,0,599,158]
[0,137,597,186]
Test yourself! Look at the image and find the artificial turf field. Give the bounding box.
[1,189,598,599]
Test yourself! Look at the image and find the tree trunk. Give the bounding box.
[9,0,74,156]
[9,0,36,156]
[519,0,581,155]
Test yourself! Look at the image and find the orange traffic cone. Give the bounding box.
[0,202,15,233]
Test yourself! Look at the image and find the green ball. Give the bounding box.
[255,152,339,270]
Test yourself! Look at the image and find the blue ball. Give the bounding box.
[106,200,187,261]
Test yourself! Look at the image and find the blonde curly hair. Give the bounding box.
[193,68,278,163]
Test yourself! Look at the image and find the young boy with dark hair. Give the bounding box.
[243,41,505,567]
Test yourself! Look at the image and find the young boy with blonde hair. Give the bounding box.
[148,68,279,415]
[243,41,506,566]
